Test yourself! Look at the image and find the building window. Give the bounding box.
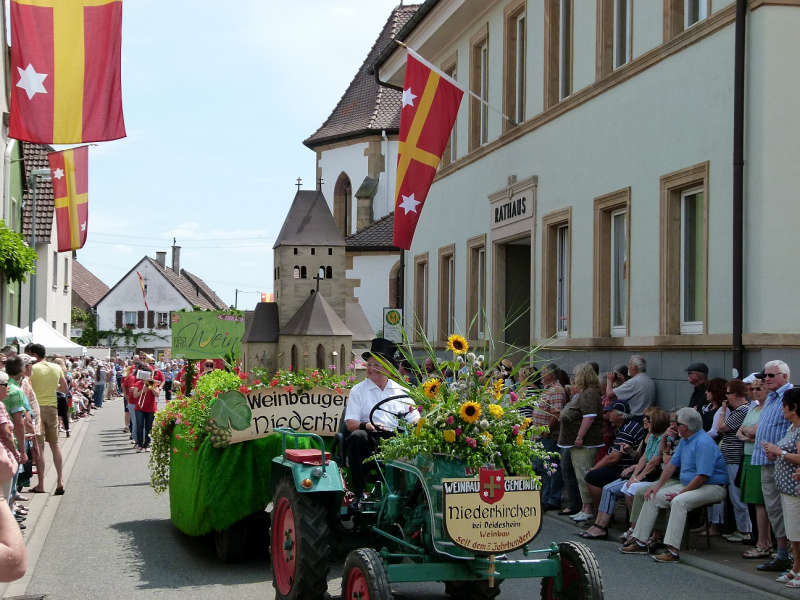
[469,25,489,151]
[414,253,429,341]
[504,1,526,131]
[326,266,332,279]
[614,0,631,69]
[300,266,307,279]
[123,311,137,328]
[441,56,458,168]
[293,265,300,279]
[157,312,169,329]
[63,257,69,292]
[328,248,332,255]
[659,161,708,335]
[438,244,456,342]
[680,187,705,333]
[685,0,708,28]
[51,320,56,330]
[62,323,67,336]
[593,189,630,337]
[52,251,58,288]
[334,172,352,237]
[545,0,572,108]
[466,235,487,340]
[293,248,298,255]
[311,248,316,255]
[541,208,571,338]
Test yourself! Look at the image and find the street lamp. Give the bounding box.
[27,168,51,329]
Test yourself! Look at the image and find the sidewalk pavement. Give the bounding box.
[0,398,113,599]
[547,511,799,600]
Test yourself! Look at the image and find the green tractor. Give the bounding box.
[268,396,604,600]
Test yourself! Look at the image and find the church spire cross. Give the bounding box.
[296,177,302,191]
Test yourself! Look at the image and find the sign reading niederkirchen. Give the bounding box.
[442,469,542,553]
[229,386,349,443]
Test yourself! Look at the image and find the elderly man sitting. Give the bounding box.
[620,406,728,563]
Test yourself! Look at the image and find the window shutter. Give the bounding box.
[115,311,122,328]
[147,311,155,328]
[137,311,144,328]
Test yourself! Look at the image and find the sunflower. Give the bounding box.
[516,434,524,446]
[422,378,441,399]
[443,429,456,443]
[447,334,469,355]
[487,404,504,419]
[415,417,427,436]
[521,417,532,430]
[459,401,482,423]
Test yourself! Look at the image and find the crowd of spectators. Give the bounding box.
[519,354,800,586]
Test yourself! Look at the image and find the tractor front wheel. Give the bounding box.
[342,548,392,600]
[540,541,604,600]
[271,478,331,600]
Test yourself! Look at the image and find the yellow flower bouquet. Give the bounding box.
[373,333,553,477]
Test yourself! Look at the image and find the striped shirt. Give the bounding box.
[752,382,793,466]
[610,420,646,468]
[719,402,749,464]
[530,383,567,432]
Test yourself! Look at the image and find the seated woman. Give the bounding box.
[581,407,668,539]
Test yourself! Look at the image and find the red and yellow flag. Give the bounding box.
[9,0,126,144]
[136,271,149,312]
[49,146,89,252]
[393,48,464,250]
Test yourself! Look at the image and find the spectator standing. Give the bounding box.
[26,344,66,495]
[529,364,567,511]
[0,423,26,582]
[717,379,752,542]
[0,374,19,501]
[621,407,728,563]
[738,376,773,558]
[604,355,655,420]
[4,358,29,505]
[558,363,604,522]
[686,362,709,409]
[751,359,793,572]
[93,362,106,409]
[761,388,800,588]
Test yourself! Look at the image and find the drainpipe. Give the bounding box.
[732,0,746,376]
[382,129,390,216]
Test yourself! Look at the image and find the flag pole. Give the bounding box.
[393,39,517,126]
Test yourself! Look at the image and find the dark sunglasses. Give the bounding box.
[0,383,7,387]
[204,363,214,368]
[765,373,780,378]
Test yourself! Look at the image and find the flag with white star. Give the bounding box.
[9,0,126,143]
[49,147,89,252]
[393,48,464,250]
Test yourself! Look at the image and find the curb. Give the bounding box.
[543,513,793,600]
[0,406,94,599]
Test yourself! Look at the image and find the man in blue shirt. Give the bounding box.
[620,406,728,563]
[752,359,793,572]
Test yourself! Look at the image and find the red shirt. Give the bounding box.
[133,380,158,413]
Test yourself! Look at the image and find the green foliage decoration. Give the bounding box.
[0,220,37,283]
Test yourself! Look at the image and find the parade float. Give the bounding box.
[267,334,605,600]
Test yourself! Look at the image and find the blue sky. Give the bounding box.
[74,0,402,310]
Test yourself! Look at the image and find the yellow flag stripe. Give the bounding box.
[60,149,80,247]
[55,193,87,210]
[53,4,84,142]
[394,71,442,203]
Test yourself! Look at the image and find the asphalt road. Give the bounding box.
[14,398,779,599]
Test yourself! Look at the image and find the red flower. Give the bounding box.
[175,433,182,440]
[253,379,261,385]
[172,447,178,454]
[285,385,293,393]
[239,385,250,394]
[214,390,220,397]
[238,372,248,380]
[270,378,279,387]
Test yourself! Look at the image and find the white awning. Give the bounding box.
[29,318,86,356]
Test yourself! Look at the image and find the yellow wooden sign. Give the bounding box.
[229,386,349,443]
[442,471,542,553]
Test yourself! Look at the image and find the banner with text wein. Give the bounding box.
[170,311,244,359]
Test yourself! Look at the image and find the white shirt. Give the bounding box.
[345,377,420,430]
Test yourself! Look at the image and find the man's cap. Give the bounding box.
[743,372,761,383]
[18,354,34,366]
[362,337,398,363]
[605,400,630,414]
[754,371,767,380]
[686,362,709,375]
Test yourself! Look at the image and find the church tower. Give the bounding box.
[273,190,350,330]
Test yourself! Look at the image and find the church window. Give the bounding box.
[326,266,332,279]
[293,248,298,255]
[328,248,333,255]
[301,266,307,279]
[311,248,316,255]
[293,266,300,279]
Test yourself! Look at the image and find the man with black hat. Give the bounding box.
[686,362,709,410]
[344,338,419,499]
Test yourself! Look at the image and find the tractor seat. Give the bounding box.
[284,449,331,466]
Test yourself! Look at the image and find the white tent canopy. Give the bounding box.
[4,324,32,346]
[29,318,85,356]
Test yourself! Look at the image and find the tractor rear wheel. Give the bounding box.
[271,478,331,600]
[540,541,604,600]
[343,548,392,600]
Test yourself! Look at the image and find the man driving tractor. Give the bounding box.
[344,338,420,501]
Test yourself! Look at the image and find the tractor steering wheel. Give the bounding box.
[368,393,415,436]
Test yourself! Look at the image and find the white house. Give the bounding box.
[376,0,800,408]
[94,246,227,357]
